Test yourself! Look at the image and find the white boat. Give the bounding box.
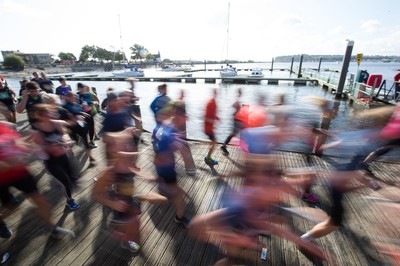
[160,64,190,72]
[220,64,237,77]
[248,68,264,77]
[113,67,144,77]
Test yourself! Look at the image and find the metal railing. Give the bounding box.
[300,68,354,92]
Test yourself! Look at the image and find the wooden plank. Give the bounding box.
[0,112,398,265]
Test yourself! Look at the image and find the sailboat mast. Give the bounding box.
[118,13,126,62]
[226,3,230,63]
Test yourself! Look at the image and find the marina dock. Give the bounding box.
[1,113,399,265]
[50,75,314,85]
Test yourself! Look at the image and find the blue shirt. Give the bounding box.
[55,85,71,96]
[102,111,132,133]
[64,102,83,115]
[240,126,277,154]
[150,94,171,117]
[152,124,176,171]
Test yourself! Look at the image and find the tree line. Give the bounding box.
[1,43,156,69]
[58,44,155,63]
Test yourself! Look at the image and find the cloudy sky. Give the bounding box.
[1,0,399,61]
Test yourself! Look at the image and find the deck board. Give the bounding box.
[0,112,399,265]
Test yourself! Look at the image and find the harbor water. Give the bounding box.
[4,61,400,153]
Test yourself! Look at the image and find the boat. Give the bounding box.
[111,14,144,78]
[113,67,144,78]
[220,3,237,78]
[220,64,237,77]
[160,64,190,72]
[248,68,264,77]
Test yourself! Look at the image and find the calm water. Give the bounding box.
[5,61,400,151]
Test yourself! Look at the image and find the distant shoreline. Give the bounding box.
[0,66,73,79]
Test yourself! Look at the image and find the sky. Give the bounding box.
[1,0,399,62]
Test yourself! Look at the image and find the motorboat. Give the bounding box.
[220,64,237,77]
[160,64,190,72]
[248,68,264,77]
[113,67,144,77]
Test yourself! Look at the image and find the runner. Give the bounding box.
[76,83,99,147]
[39,72,54,94]
[0,77,17,123]
[300,129,382,242]
[55,77,72,104]
[171,93,196,176]
[189,125,326,264]
[101,92,138,166]
[220,88,242,156]
[0,117,75,240]
[94,128,141,253]
[64,91,97,149]
[31,104,79,210]
[150,84,171,126]
[16,81,43,128]
[204,88,219,166]
[151,104,190,227]
[126,78,143,136]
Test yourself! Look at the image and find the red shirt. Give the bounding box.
[204,98,217,134]
[0,123,30,186]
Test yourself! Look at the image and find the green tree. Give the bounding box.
[115,51,125,62]
[129,44,148,61]
[58,52,76,61]
[145,54,156,60]
[93,46,113,61]
[3,54,25,70]
[79,45,96,62]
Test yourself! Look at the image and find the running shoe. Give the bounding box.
[88,142,97,149]
[51,226,76,239]
[204,156,218,166]
[301,193,319,203]
[120,240,141,253]
[10,195,20,205]
[174,215,191,228]
[1,253,10,264]
[0,223,12,239]
[66,199,80,210]
[368,181,382,191]
[220,145,229,156]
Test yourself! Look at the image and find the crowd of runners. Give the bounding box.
[0,73,399,265]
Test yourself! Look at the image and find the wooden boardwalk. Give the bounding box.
[1,113,399,266]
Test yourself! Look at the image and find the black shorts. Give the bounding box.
[329,186,344,226]
[156,166,177,184]
[206,132,216,141]
[232,119,244,134]
[0,173,38,204]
